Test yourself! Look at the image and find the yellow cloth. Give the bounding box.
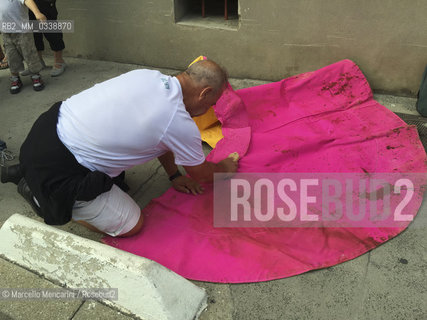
[189,56,224,148]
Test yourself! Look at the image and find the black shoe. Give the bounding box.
[1,164,23,185]
[17,178,43,218]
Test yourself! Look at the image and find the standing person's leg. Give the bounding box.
[0,51,8,69]
[0,41,8,69]
[34,0,66,76]
[22,3,46,77]
[3,34,25,93]
[19,33,44,91]
[29,9,45,63]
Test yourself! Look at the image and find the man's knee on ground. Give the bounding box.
[119,212,144,237]
[73,219,105,235]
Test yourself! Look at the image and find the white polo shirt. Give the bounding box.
[57,69,205,177]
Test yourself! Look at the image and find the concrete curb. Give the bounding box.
[0,214,207,320]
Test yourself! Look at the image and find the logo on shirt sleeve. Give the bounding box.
[161,78,170,90]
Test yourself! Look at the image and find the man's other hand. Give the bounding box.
[172,176,205,195]
[218,157,238,178]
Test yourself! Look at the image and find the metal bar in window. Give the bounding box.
[202,0,206,17]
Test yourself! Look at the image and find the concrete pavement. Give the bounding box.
[0,57,426,320]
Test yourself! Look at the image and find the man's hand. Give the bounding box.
[217,157,238,178]
[183,153,239,183]
[172,176,205,195]
[24,0,47,21]
[35,12,47,21]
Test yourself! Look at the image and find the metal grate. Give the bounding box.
[200,0,238,20]
[395,112,427,152]
[202,0,228,19]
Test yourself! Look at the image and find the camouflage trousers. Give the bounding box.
[3,33,42,75]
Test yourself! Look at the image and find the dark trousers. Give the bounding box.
[28,0,65,52]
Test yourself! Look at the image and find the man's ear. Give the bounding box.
[199,87,213,100]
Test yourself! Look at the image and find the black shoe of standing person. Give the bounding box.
[17,178,43,218]
[1,164,23,185]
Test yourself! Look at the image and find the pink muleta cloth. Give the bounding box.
[103,59,427,283]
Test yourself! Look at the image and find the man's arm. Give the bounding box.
[158,151,178,177]
[158,151,238,194]
[183,157,238,184]
[158,151,204,195]
[24,0,47,21]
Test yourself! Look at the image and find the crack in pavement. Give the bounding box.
[130,164,163,198]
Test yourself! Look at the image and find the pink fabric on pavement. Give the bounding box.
[103,60,427,283]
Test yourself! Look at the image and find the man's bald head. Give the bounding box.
[184,60,228,95]
[177,59,228,117]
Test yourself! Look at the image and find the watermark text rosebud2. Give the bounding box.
[214,173,426,228]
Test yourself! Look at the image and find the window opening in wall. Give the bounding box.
[175,0,239,30]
